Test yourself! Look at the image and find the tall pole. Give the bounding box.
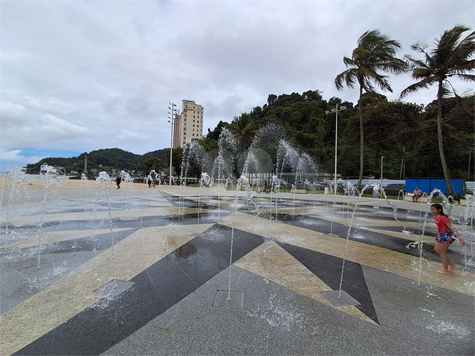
[326,104,347,196]
[334,105,338,197]
[400,146,405,180]
[168,103,176,186]
[470,142,474,181]
[380,156,385,186]
[469,151,471,181]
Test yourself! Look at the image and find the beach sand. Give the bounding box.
[0,177,148,191]
[0,177,153,208]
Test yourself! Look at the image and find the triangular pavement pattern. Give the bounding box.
[235,240,378,325]
[1,224,213,356]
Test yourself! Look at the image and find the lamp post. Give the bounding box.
[325,104,347,196]
[469,143,475,181]
[168,103,177,186]
[380,156,385,187]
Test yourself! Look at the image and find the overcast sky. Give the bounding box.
[1,0,474,171]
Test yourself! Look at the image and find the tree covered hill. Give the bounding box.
[25,148,168,175]
[200,90,474,180]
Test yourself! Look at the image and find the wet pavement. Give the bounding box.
[0,184,474,355]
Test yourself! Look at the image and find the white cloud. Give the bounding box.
[0,101,29,126]
[117,129,145,145]
[39,114,90,137]
[0,0,473,171]
[0,149,44,169]
[0,149,25,162]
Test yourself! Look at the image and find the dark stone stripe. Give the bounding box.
[14,224,264,355]
[271,213,468,266]
[278,242,380,324]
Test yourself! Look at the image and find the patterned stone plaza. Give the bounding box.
[1,181,474,355]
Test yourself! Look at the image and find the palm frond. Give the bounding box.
[413,67,434,79]
[342,56,356,67]
[400,78,434,98]
[335,69,356,90]
[453,58,475,70]
[404,54,429,70]
[402,25,474,99]
[447,81,475,115]
[453,73,475,82]
[335,29,407,97]
[376,58,409,74]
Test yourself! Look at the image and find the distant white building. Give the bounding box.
[174,100,204,148]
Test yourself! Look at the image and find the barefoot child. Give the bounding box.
[430,203,467,274]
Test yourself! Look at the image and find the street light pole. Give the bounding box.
[380,156,385,186]
[168,103,177,186]
[325,104,347,196]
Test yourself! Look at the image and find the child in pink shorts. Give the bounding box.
[430,203,467,274]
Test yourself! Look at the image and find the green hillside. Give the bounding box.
[199,90,474,180]
[25,148,168,175]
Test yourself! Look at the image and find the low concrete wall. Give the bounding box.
[291,189,306,194]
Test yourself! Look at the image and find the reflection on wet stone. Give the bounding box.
[175,243,197,259]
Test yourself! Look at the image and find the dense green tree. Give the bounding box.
[401,25,475,198]
[341,100,424,178]
[143,157,160,175]
[206,120,228,141]
[267,94,278,106]
[166,147,183,178]
[228,113,258,151]
[413,96,474,179]
[335,30,409,187]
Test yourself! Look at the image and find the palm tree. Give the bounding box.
[228,113,257,151]
[335,30,408,187]
[401,25,475,198]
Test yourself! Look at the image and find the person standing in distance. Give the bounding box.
[115,175,122,189]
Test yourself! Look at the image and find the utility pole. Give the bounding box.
[168,103,177,186]
[325,104,347,196]
[399,146,405,180]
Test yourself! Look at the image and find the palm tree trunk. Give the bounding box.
[437,81,458,199]
[356,85,364,188]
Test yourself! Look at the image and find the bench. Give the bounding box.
[291,189,306,194]
[403,195,428,203]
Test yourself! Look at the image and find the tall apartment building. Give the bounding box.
[174,100,204,148]
[173,114,181,149]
